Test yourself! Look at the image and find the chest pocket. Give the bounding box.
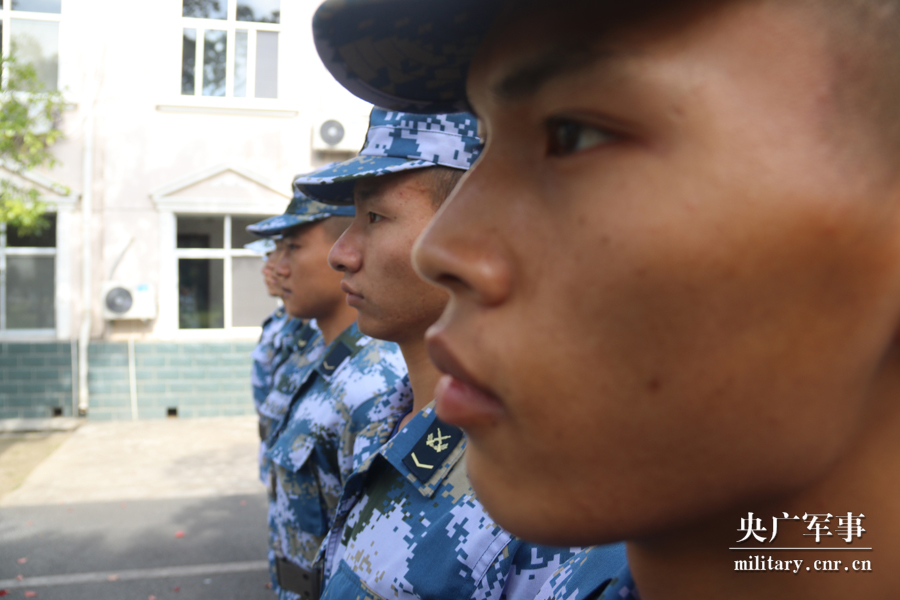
[277,445,330,537]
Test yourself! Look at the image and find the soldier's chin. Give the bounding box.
[465,444,630,547]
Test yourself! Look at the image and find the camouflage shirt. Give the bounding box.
[259,320,326,455]
[266,322,406,599]
[315,378,623,600]
[251,306,298,414]
[534,546,631,600]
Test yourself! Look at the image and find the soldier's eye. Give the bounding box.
[546,118,615,156]
[368,212,384,224]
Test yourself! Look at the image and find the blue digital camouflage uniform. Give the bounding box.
[258,319,324,483]
[534,548,637,600]
[266,322,406,599]
[252,306,303,482]
[312,377,627,600]
[252,306,293,415]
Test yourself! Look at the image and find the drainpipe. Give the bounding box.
[77,101,94,416]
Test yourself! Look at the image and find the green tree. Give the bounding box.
[0,52,66,236]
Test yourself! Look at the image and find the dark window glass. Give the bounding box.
[177,216,224,249]
[178,259,224,329]
[182,0,226,19]
[7,256,54,329]
[181,28,196,95]
[202,29,227,97]
[237,0,279,23]
[8,213,56,247]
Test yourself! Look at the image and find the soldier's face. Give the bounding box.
[262,246,285,297]
[413,0,900,545]
[276,222,346,319]
[329,170,448,345]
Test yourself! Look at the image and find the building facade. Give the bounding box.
[0,0,371,420]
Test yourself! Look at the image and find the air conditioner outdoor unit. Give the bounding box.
[311,114,368,152]
[101,282,157,321]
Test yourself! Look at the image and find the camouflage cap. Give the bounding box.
[246,190,355,236]
[312,0,501,113]
[243,238,277,255]
[294,108,482,204]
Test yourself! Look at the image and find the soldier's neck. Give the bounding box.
[398,338,442,431]
[315,301,358,346]
[627,374,900,600]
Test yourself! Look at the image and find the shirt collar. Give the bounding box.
[379,401,466,499]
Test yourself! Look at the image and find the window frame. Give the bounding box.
[174,213,275,333]
[0,2,63,91]
[0,216,58,338]
[180,0,282,102]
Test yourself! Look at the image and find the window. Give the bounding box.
[175,214,277,330]
[0,0,62,91]
[181,0,280,99]
[0,214,56,331]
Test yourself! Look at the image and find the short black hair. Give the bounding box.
[422,167,466,208]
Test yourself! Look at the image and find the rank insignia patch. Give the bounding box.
[402,418,464,482]
[319,342,352,377]
[296,325,317,349]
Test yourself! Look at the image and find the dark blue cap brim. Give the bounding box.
[293,155,435,204]
[313,0,500,113]
[246,207,353,236]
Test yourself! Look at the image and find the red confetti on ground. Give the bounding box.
[107,574,119,582]
[15,576,23,581]
[0,590,8,596]
[265,582,272,589]
[66,508,73,513]
[24,592,37,598]
[148,595,157,600]
[17,558,27,565]
[26,521,33,527]
[121,503,127,508]
[174,531,185,538]
[173,586,181,592]
[239,500,247,506]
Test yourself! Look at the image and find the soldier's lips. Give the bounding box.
[428,339,505,428]
[341,281,364,306]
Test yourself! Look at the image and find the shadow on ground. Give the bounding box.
[0,493,272,600]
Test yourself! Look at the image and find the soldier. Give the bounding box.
[310,1,900,599]
[248,192,407,600]
[292,107,626,599]
[247,236,302,482]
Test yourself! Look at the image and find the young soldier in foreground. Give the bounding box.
[247,196,406,599]
[294,108,626,599]
[312,0,900,598]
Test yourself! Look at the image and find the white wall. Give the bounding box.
[26,0,371,341]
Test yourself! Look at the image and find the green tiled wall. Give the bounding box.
[0,341,256,421]
[0,342,75,419]
[87,341,256,420]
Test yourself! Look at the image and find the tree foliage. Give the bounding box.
[0,52,66,236]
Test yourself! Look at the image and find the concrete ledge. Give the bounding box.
[0,417,84,433]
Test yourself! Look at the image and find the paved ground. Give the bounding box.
[0,417,272,599]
